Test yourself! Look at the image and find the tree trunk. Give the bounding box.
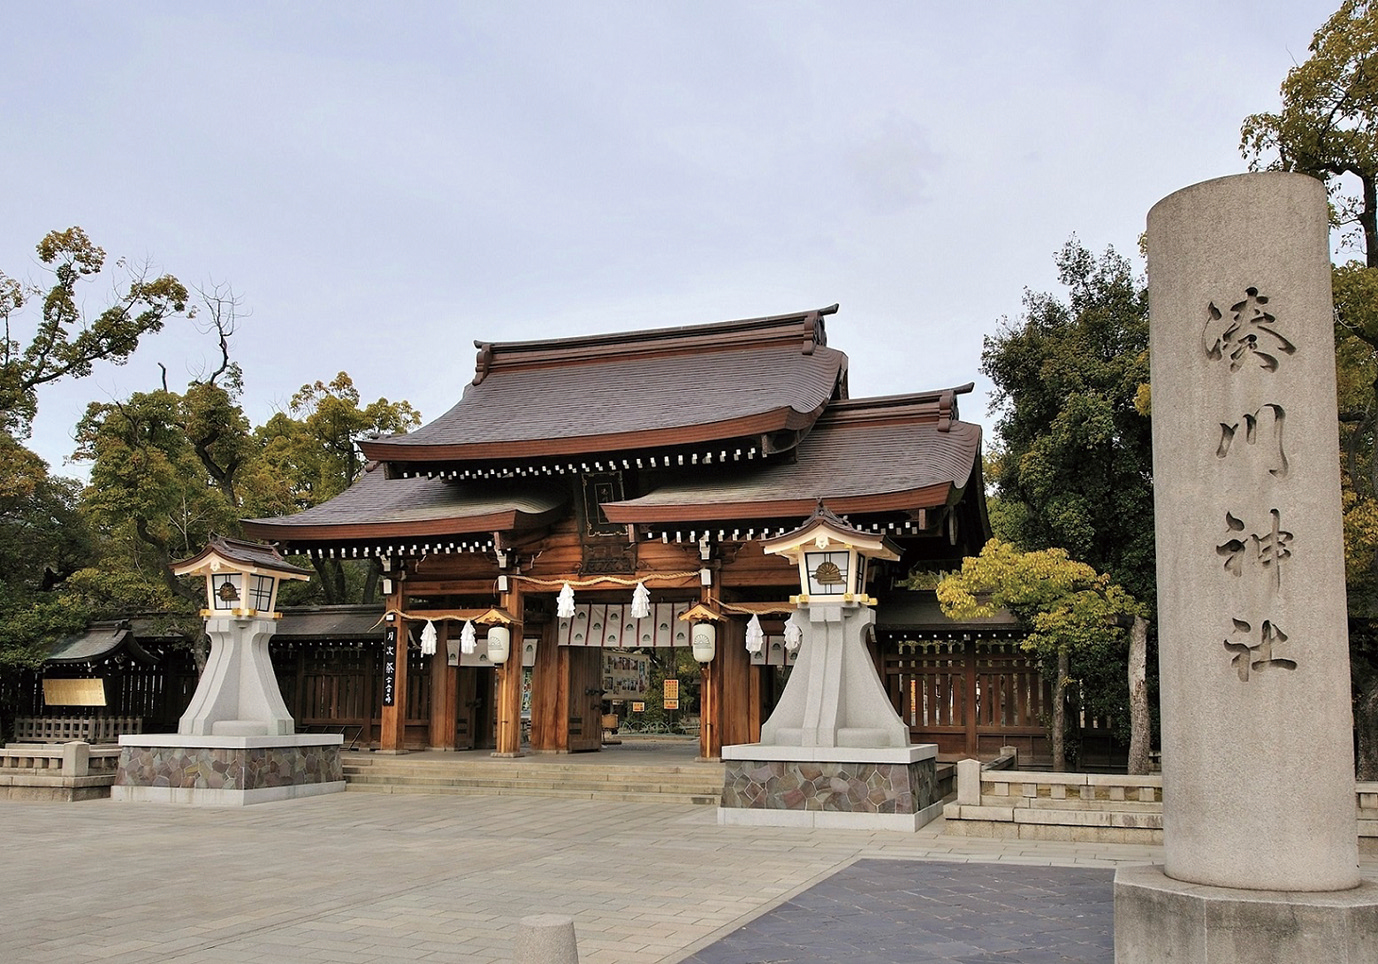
[1052,647,1069,772]
[1358,674,1378,781]
[1364,174,1378,270]
[362,560,381,605]
[1126,615,1151,775]
[192,632,209,676]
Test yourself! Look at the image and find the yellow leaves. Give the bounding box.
[936,538,1142,654]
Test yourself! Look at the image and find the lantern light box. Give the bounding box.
[171,536,312,618]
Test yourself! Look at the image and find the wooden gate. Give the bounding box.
[883,635,1051,761]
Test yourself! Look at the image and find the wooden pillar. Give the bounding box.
[428,622,457,749]
[379,584,409,753]
[964,638,978,757]
[699,656,716,760]
[715,618,752,751]
[493,585,525,757]
[529,619,564,752]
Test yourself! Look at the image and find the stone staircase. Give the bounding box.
[341,752,725,805]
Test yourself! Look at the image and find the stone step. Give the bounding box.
[344,773,720,795]
[339,753,724,804]
[340,764,718,786]
[343,782,720,805]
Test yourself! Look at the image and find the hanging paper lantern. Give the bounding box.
[745,614,765,655]
[557,582,576,618]
[460,619,477,655]
[630,581,651,619]
[784,613,803,653]
[420,620,437,656]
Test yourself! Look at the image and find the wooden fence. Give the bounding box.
[881,635,1127,766]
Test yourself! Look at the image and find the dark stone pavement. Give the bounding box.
[682,859,1115,964]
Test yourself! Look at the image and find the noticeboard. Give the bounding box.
[602,651,650,700]
[663,678,679,710]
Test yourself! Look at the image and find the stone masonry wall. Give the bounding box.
[116,744,342,792]
[721,759,937,814]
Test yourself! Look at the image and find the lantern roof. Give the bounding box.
[762,501,903,563]
[170,536,314,581]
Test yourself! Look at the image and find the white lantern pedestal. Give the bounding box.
[111,538,345,806]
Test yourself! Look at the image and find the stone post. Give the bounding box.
[1116,171,1377,963]
[1147,171,1356,891]
[514,914,579,964]
[61,741,90,777]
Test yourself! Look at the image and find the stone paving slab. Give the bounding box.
[680,860,1114,964]
[1,792,1372,963]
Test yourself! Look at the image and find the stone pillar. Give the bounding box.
[179,617,294,737]
[1147,171,1356,891]
[1116,171,1377,963]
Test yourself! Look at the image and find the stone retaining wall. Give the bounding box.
[945,763,1378,848]
[0,742,122,801]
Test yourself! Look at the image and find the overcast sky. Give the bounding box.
[3,1,1338,478]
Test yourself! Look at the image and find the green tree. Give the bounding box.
[937,540,1144,772]
[0,228,187,735]
[1241,0,1378,264]
[979,239,1154,770]
[1,227,189,438]
[982,240,1153,600]
[1242,1,1378,778]
[251,372,420,602]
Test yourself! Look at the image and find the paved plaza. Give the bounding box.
[3,787,1374,964]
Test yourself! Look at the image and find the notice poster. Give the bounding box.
[663,678,680,710]
[602,651,649,700]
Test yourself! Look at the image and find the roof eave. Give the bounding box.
[602,483,956,525]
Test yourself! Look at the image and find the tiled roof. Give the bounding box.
[171,536,315,578]
[241,468,568,542]
[601,390,981,524]
[46,621,158,665]
[359,306,845,463]
[272,605,386,639]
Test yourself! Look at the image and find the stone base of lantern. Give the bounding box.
[1114,864,1378,963]
[111,734,345,806]
[717,744,942,832]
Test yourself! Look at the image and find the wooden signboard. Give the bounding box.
[663,678,679,710]
[382,626,399,707]
[43,678,107,707]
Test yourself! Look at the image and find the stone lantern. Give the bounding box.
[718,503,942,831]
[170,536,312,737]
[110,536,345,806]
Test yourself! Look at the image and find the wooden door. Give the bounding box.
[566,647,603,752]
[455,667,496,750]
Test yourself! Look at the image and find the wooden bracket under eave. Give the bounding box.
[679,602,724,623]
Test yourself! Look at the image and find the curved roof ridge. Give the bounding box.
[471,303,839,384]
[820,383,976,431]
